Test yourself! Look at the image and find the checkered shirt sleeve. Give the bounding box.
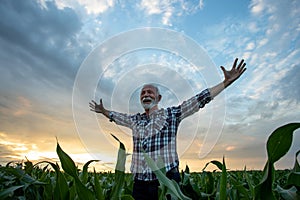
[179,88,212,121]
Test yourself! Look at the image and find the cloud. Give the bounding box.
[138,0,203,26]
[0,0,88,143]
[43,0,115,16]
[12,96,32,117]
[76,0,114,15]
[249,0,265,15]
[138,0,174,25]
[250,0,300,48]
[278,65,300,103]
[225,145,236,151]
[0,0,83,87]
[245,42,255,51]
[0,131,47,163]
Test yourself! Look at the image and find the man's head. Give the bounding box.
[140,84,162,110]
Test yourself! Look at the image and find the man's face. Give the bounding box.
[140,85,159,110]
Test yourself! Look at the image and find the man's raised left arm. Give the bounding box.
[209,58,247,98]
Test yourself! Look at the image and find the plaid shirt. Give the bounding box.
[110,89,212,181]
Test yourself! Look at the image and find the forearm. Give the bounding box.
[209,82,223,98]
[101,108,111,119]
[98,107,133,127]
[209,79,233,98]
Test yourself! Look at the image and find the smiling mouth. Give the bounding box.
[142,97,153,103]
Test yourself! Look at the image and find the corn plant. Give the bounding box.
[254,123,300,200]
[0,122,299,199]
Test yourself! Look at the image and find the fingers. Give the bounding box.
[89,98,104,113]
[240,66,247,75]
[89,103,95,110]
[237,62,246,76]
[237,61,247,79]
[220,66,225,72]
[89,99,102,106]
[232,58,238,69]
[237,59,245,70]
[233,58,247,74]
[89,99,100,110]
[240,63,246,72]
[222,58,246,72]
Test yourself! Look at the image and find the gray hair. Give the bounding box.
[141,83,161,96]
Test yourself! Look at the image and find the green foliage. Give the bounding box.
[143,152,191,200]
[254,123,300,200]
[267,123,300,164]
[219,157,227,200]
[0,123,299,199]
[56,140,95,200]
[110,134,130,200]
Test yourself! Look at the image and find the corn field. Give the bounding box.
[0,123,299,199]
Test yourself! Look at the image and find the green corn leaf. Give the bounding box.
[55,170,70,199]
[0,167,45,185]
[211,160,223,171]
[254,123,300,200]
[36,161,70,200]
[229,174,251,200]
[69,180,77,200]
[56,140,94,199]
[121,194,135,200]
[243,166,255,197]
[93,168,105,200]
[111,134,125,150]
[80,160,99,184]
[275,185,300,200]
[292,150,300,172]
[209,174,216,195]
[267,123,300,163]
[5,161,14,167]
[184,165,190,174]
[181,171,201,199]
[202,160,223,171]
[219,156,227,200]
[74,177,95,200]
[0,185,23,199]
[111,134,127,200]
[286,172,300,188]
[143,152,191,200]
[24,157,33,174]
[254,160,276,199]
[56,140,78,178]
[286,150,300,188]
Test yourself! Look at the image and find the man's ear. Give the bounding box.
[157,95,162,102]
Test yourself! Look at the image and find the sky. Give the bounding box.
[0,0,299,172]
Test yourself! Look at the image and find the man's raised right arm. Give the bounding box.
[89,99,111,119]
[89,99,134,127]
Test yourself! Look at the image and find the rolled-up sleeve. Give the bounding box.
[180,89,212,120]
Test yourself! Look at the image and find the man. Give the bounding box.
[89,58,246,200]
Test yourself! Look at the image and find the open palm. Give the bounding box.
[221,58,246,87]
[89,99,104,113]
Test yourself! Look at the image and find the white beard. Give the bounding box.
[141,97,157,110]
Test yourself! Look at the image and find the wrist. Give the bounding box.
[223,80,231,88]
